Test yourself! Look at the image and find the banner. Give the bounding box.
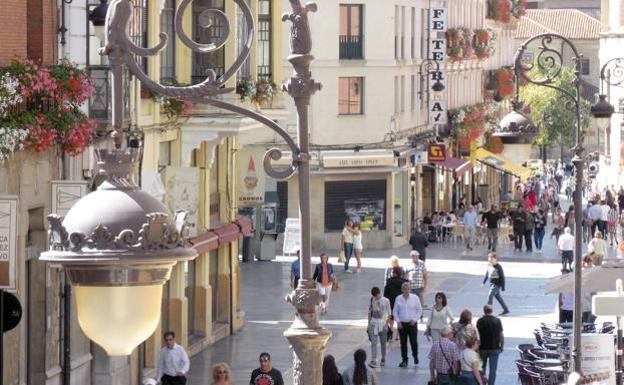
[0,196,17,291]
[162,167,200,237]
[238,152,265,205]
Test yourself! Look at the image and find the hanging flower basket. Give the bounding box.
[510,0,528,18]
[494,68,515,99]
[236,78,279,108]
[487,0,513,24]
[446,28,465,61]
[473,29,496,59]
[484,133,505,154]
[0,59,96,161]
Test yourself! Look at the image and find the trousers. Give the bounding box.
[161,374,187,385]
[399,322,418,362]
[487,284,509,313]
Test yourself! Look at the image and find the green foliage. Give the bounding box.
[519,65,591,147]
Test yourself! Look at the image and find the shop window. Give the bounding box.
[324,180,387,231]
[338,77,364,115]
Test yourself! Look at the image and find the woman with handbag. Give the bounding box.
[426,292,454,342]
[367,287,391,367]
[460,337,485,385]
[313,253,335,314]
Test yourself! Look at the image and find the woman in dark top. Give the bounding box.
[383,266,407,341]
[322,355,343,385]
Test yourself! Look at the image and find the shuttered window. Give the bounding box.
[324,180,387,231]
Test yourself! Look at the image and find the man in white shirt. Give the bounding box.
[462,205,478,251]
[394,282,423,368]
[588,201,603,235]
[157,331,190,385]
[557,227,575,271]
[600,200,611,237]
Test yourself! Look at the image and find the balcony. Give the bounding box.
[88,65,131,125]
[339,35,364,60]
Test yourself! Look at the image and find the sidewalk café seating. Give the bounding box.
[517,344,535,360]
[529,348,560,360]
[533,330,562,350]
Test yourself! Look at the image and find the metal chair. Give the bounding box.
[517,344,535,360]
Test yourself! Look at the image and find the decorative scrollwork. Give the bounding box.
[601,57,624,88]
[514,33,581,106]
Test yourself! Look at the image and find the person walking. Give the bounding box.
[341,219,355,272]
[409,227,429,261]
[428,325,461,385]
[322,355,344,385]
[452,309,479,350]
[533,208,546,253]
[211,363,234,385]
[157,332,190,385]
[384,265,407,342]
[352,223,364,273]
[557,227,575,271]
[551,207,565,243]
[511,205,526,251]
[367,286,391,367]
[426,292,454,342]
[384,255,405,283]
[476,305,504,385]
[608,205,619,246]
[406,250,428,310]
[482,205,502,252]
[523,208,533,252]
[600,200,611,237]
[393,282,423,367]
[482,253,509,316]
[313,253,335,314]
[463,205,478,252]
[588,200,602,236]
[249,353,284,385]
[460,338,485,385]
[342,349,378,385]
[588,231,609,266]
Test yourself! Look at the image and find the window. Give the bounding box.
[394,6,399,59]
[580,58,590,76]
[338,77,363,115]
[411,75,415,111]
[420,8,428,60]
[324,180,387,231]
[257,0,272,80]
[411,7,416,59]
[192,0,226,84]
[401,6,405,59]
[129,0,149,73]
[400,75,405,113]
[339,4,363,60]
[394,76,399,114]
[160,0,176,82]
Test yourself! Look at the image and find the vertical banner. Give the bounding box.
[429,100,448,124]
[51,181,89,218]
[580,333,616,385]
[430,8,447,32]
[162,167,200,237]
[238,152,266,205]
[0,196,17,291]
[429,7,447,62]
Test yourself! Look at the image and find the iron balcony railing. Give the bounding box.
[339,35,364,60]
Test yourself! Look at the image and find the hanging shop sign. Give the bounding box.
[0,196,17,291]
[323,153,396,168]
[412,151,429,166]
[428,144,447,162]
[429,100,448,124]
[430,8,447,32]
[430,38,446,62]
[162,167,200,237]
[51,180,89,218]
[238,153,266,205]
[429,7,447,62]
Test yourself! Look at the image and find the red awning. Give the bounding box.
[235,216,253,235]
[430,157,473,177]
[190,230,219,254]
[214,223,241,246]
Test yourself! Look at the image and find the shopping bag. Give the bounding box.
[338,250,346,263]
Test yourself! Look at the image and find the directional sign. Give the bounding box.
[1,291,22,333]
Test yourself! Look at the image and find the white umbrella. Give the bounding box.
[544,260,624,294]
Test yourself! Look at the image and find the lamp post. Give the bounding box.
[511,33,585,374]
[44,0,330,383]
[419,58,445,112]
[591,58,623,160]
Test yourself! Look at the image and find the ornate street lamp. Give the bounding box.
[43,0,330,381]
[512,33,585,374]
[420,58,445,95]
[590,58,624,157]
[494,99,538,166]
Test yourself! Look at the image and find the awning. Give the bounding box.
[191,216,252,253]
[430,157,473,177]
[191,231,219,254]
[473,148,532,181]
[236,216,254,235]
[214,223,241,246]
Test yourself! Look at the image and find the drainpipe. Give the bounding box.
[63,277,71,385]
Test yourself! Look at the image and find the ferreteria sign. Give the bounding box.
[430,100,448,124]
[0,196,17,291]
[428,6,447,124]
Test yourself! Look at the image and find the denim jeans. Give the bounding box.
[487,284,509,313]
[533,228,545,250]
[343,242,354,271]
[479,349,500,385]
[460,371,478,385]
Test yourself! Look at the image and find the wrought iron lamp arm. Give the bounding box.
[513,33,581,109]
[600,57,624,88]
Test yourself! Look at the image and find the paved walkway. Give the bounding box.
[186,216,575,385]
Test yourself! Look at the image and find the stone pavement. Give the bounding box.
[186,218,578,385]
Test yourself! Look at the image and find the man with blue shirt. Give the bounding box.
[462,205,478,251]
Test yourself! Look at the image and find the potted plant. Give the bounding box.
[473,29,496,59]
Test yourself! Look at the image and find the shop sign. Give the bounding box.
[430,8,447,32]
[429,38,446,62]
[323,155,396,168]
[282,218,301,255]
[428,144,447,162]
[412,151,429,165]
[238,153,265,205]
[51,180,89,218]
[580,333,615,384]
[162,167,200,237]
[0,196,17,291]
[429,100,447,124]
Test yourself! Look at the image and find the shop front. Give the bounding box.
[473,148,532,206]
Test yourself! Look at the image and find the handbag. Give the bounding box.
[338,250,346,263]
